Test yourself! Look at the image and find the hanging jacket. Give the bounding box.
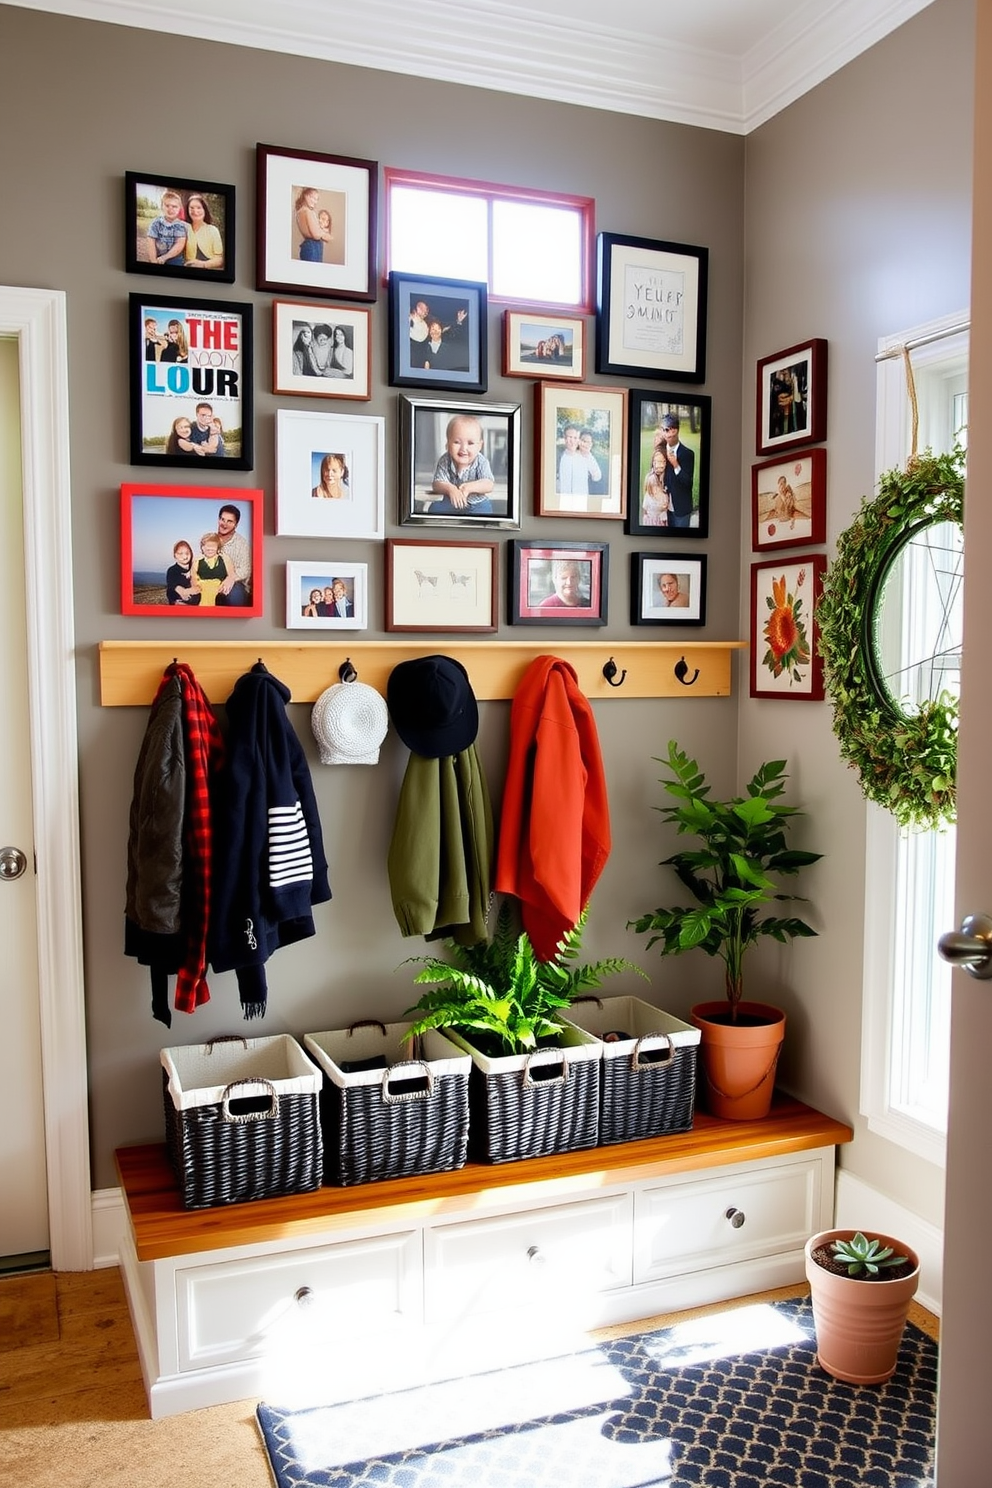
[209,663,331,1018]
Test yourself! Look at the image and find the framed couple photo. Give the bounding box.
[388,272,488,393]
[626,389,711,538]
[125,170,235,283]
[535,382,627,519]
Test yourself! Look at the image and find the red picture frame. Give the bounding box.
[749,553,826,700]
[755,338,828,456]
[751,448,827,551]
[120,483,263,617]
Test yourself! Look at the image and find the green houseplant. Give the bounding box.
[629,740,821,1120]
[804,1228,921,1383]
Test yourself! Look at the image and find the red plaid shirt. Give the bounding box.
[171,664,225,1014]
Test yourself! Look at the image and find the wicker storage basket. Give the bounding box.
[447,1021,601,1164]
[161,1034,323,1209]
[562,996,700,1144]
[304,1020,471,1186]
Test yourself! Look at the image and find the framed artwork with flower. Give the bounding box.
[749,554,826,699]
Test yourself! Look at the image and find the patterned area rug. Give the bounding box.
[256,1296,937,1488]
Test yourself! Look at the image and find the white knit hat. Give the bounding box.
[311,681,389,765]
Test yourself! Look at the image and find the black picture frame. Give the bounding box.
[256,144,378,302]
[625,389,711,538]
[129,292,253,470]
[124,171,236,284]
[630,551,707,626]
[388,272,488,394]
[509,540,609,626]
[596,232,708,383]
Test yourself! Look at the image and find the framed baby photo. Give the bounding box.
[535,381,627,519]
[120,483,263,617]
[125,171,236,283]
[749,553,827,700]
[386,538,498,633]
[272,300,372,400]
[755,338,828,456]
[595,232,708,383]
[509,540,608,627]
[630,551,707,626]
[625,388,711,538]
[399,394,521,529]
[256,144,378,301]
[388,272,488,393]
[502,310,586,381]
[130,293,253,469]
[276,409,385,540]
[285,560,368,631]
[751,448,827,551]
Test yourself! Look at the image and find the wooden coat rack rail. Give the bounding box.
[98,639,747,706]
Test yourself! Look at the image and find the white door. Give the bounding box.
[0,336,48,1260]
[934,9,992,1478]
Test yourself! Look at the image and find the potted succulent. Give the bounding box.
[404,897,645,1162]
[804,1229,921,1383]
[628,740,821,1120]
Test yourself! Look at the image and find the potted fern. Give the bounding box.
[404,898,644,1162]
[804,1229,921,1383]
[629,740,821,1120]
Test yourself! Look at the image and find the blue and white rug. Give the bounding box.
[256,1295,937,1488]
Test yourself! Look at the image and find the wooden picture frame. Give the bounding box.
[398,395,521,529]
[388,272,487,393]
[625,388,711,538]
[120,483,262,616]
[630,551,707,625]
[129,292,253,469]
[285,560,368,631]
[535,381,627,519]
[386,538,498,633]
[751,448,827,551]
[125,171,235,283]
[749,553,827,700]
[272,300,372,400]
[256,144,378,301]
[595,231,708,383]
[502,310,586,380]
[275,409,385,539]
[755,338,828,456]
[509,540,608,626]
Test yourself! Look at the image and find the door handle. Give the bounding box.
[938,913,992,979]
[0,846,27,881]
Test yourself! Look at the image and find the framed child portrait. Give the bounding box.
[256,144,378,301]
[535,382,627,519]
[755,338,828,456]
[630,551,707,626]
[285,561,368,631]
[386,538,498,633]
[125,171,236,283]
[751,448,827,551]
[399,395,521,529]
[388,273,488,393]
[502,310,586,381]
[272,300,372,401]
[509,540,608,626]
[130,293,253,469]
[275,409,385,540]
[749,553,827,700]
[120,483,263,617]
[626,389,711,538]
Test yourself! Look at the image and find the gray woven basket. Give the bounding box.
[563,996,700,1144]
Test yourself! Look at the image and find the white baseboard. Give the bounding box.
[91,1186,127,1269]
[834,1170,942,1316]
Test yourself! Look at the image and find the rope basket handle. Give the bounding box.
[347,1020,387,1038]
[380,1060,435,1104]
[522,1048,568,1088]
[630,1033,674,1071]
[220,1077,279,1124]
[569,996,603,1010]
[205,1035,249,1053]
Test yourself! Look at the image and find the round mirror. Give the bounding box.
[867,516,964,720]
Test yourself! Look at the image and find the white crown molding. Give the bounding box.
[6,0,934,134]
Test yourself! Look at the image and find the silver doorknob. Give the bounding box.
[0,847,27,881]
[725,1207,746,1229]
[938,913,992,979]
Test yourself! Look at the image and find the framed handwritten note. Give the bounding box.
[595,232,708,384]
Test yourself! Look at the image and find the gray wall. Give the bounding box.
[0,5,746,1187]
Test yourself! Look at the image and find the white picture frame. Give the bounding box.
[285,561,368,630]
[276,409,385,539]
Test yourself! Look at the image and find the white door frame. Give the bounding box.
[1,286,91,1271]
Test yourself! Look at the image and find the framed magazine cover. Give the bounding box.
[120,483,263,616]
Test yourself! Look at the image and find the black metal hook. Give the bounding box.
[674,656,700,687]
[339,658,358,684]
[603,657,627,688]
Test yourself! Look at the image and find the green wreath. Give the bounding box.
[816,448,964,830]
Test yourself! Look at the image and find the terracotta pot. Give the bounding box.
[689,1000,785,1120]
[804,1228,921,1384]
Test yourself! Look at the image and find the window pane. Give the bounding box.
[390,186,488,282]
[492,200,583,305]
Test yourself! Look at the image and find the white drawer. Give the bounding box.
[424,1193,632,1325]
[633,1156,822,1283]
[176,1229,421,1371]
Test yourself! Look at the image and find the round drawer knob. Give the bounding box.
[295,1286,316,1308]
[526,1245,546,1266]
[725,1207,746,1229]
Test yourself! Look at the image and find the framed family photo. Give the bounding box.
[256,144,378,301]
[272,300,372,400]
[285,560,368,631]
[630,551,707,626]
[509,540,608,626]
[502,310,585,381]
[125,171,235,283]
[749,553,827,700]
[626,389,711,538]
[595,232,708,383]
[129,293,253,469]
[399,395,521,529]
[386,538,498,633]
[120,483,263,617]
[535,381,627,519]
[755,338,828,456]
[276,409,385,540]
[388,273,487,393]
[751,448,827,551]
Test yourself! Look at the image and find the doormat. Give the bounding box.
[256,1295,937,1488]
